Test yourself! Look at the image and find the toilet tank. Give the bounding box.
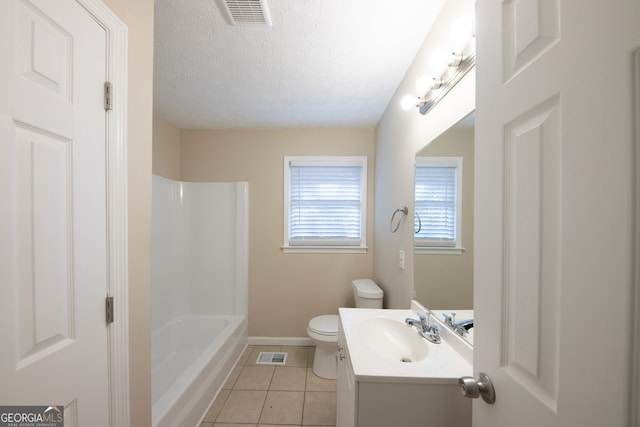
[351,279,383,308]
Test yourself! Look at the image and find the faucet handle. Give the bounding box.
[443,312,454,326]
[418,313,430,328]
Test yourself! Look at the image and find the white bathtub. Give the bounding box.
[152,314,247,427]
[152,177,248,426]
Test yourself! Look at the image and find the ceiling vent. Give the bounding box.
[221,0,272,26]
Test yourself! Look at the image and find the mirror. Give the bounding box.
[414,112,475,344]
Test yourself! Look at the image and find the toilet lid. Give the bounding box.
[308,315,339,336]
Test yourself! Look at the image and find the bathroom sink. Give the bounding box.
[354,316,429,363]
[339,307,473,383]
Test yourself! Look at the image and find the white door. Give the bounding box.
[473,0,640,426]
[0,0,110,425]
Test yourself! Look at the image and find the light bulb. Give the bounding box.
[416,76,431,93]
[430,48,450,72]
[400,95,417,110]
[452,16,474,42]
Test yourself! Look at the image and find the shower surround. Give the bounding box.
[151,175,248,427]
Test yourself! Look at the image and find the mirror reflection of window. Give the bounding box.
[413,112,474,329]
[414,156,462,249]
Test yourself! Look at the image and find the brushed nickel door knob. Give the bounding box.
[458,372,496,404]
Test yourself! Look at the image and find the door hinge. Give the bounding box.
[106,296,114,324]
[104,81,113,111]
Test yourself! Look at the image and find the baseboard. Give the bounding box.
[248,336,314,346]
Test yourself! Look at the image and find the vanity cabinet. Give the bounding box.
[337,314,471,427]
[336,325,356,425]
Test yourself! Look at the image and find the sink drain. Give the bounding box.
[400,357,412,363]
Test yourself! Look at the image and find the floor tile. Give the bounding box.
[282,346,310,367]
[234,365,275,390]
[237,345,254,365]
[203,389,230,422]
[258,391,304,425]
[270,366,307,391]
[222,364,243,389]
[258,425,301,427]
[201,346,337,427]
[307,348,315,368]
[305,369,336,392]
[302,391,337,426]
[216,390,267,424]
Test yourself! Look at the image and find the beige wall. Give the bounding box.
[414,127,474,309]
[101,0,478,422]
[179,128,375,337]
[101,0,154,425]
[152,116,181,179]
[374,0,475,309]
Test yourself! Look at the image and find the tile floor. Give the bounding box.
[200,345,337,427]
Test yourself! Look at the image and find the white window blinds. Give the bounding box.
[414,157,462,247]
[285,156,366,248]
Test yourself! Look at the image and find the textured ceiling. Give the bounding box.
[153,0,446,129]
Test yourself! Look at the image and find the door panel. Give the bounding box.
[502,0,560,80]
[0,0,109,424]
[14,125,75,368]
[16,3,72,101]
[502,96,562,411]
[474,0,640,426]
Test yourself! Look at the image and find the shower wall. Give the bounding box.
[152,175,248,331]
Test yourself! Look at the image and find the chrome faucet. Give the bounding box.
[405,313,441,344]
[442,312,456,327]
[453,319,474,337]
[405,313,428,331]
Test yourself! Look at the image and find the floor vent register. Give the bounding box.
[256,352,288,365]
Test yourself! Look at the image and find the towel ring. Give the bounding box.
[414,211,422,234]
[390,206,409,233]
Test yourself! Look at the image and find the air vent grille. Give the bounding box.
[222,0,272,26]
[256,352,287,365]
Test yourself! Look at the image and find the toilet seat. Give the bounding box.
[307,315,338,337]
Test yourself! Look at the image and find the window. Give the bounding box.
[414,156,463,252]
[283,156,367,253]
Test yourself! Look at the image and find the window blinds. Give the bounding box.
[288,161,363,246]
[414,164,458,246]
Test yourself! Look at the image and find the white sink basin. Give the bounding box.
[355,316,429,363]
[339,307,473,383]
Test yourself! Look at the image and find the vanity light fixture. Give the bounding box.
[402,17,476,115]
[418,39,475,115]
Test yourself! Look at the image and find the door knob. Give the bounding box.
[458,372,496,404]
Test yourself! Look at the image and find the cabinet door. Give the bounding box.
[337,329,356,427]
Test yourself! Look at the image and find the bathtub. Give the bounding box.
[152,177,248,426]
[151,314,247,427]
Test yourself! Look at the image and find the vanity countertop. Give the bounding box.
[339,307,472,385]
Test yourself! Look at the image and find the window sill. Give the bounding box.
[415,247,465,255]
[282,245,368,254]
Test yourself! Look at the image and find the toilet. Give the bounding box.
[307,278,384,379]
